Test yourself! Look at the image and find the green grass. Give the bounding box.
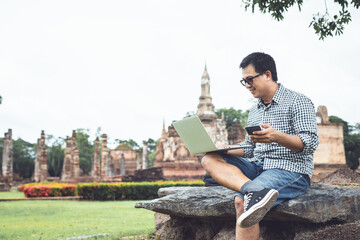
[0,189,26,199]
[0,199,155,240]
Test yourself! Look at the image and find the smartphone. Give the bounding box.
[245,125,262,135]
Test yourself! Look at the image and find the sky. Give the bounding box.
[1,1,359,147]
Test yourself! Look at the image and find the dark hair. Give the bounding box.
[240,52,278,82]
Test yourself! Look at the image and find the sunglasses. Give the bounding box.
[240,72,265,86]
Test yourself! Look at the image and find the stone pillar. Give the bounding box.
[61,137,72,181]
[91,137,101,180]
[2,129,13,186]
[100,134,107,179]
[106,153,113,177]
[120,153,126,175]
[101,134,113,178]
[60,131,82,181]
[34,130,48,182]
[71,130,81,178]
[142,141,149,169]
[136,148,143,170]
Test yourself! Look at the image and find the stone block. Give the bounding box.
[135,184,360,239]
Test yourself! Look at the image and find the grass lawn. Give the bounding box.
[0,189,26,199]
[0,195,155,240]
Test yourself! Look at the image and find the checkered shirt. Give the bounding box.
[239,83,319,178]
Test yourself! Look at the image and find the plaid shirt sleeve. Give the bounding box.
[292,94,319,155]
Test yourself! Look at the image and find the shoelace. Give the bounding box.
[243,192,253,212]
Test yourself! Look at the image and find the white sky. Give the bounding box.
[1,1,359,147]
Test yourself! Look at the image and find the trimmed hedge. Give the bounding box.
[23,184,77,198]
[78,181,205,201]
[19,181,205,200]
[18,182,70,192]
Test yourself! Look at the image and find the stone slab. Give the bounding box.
[135,184,360,223]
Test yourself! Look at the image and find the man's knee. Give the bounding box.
[201,154,209,169]
[201,153,221,169]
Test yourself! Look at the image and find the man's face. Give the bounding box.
[241,64,267,99]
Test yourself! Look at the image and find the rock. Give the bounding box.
[268,184,360,223]
[135,184,360,239]
[135,184,360,223]
[136,186,235,218]
[154,213,225,240]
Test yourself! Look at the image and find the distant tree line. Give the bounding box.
[215,107,249,130]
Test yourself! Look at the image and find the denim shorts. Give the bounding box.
[218,153,310,208]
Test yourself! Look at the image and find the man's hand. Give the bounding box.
[250,123,304,152]
[249,124,279,143]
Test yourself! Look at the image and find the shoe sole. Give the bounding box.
[237,189,278,228]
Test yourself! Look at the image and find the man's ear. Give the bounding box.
[264,70,273,81]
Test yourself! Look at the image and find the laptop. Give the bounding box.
[172,115,252,154]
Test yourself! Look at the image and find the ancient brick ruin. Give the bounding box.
[1,129,13,190]
[154,66,245,180]
[34,130,48,182]
[314,105,346,165]
[89,134,139,181]
[110,146,137,176]
[312,105,347,180]
[227,123,246,145]
[61,131,81,181]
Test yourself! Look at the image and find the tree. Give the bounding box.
[0,95,2,104]
[146,138,158,167]
[215,107,249,129]
[95,126,102,139]
[329,116,360,169]
[12,138,36,179]
[242,0,360,40]
[76,129,94,175]
[46,135,65,177]
[114,139,140,150]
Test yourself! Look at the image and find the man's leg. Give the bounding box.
[202,153,278,229]
[250,169,310,206]
[201,152,251,192]
[236,168,309,228]
[235,196,260,240]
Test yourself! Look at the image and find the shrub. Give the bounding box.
[23,184,77,198]
[18,181,67,192]
[19,180,205,200]
[17,184,25,192]
[78,180,205,201]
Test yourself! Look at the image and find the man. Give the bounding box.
[201,52,319,240]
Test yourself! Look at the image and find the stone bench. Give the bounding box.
[135,184,360,239]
